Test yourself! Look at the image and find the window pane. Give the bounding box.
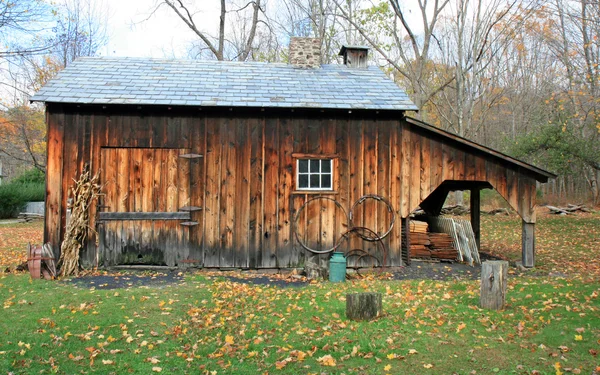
[310,174,320,188]
[298,159,308,173]
[321,160,331,173]
[309,159,319,172]
[299,174,309,188]
[321,174,331,188]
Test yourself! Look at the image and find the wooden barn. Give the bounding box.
[31,38,554,270]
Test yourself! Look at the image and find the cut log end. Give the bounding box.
[346,292,383,321]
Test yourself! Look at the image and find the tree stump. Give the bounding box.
[346,293,382,321]
[480,260,508,310]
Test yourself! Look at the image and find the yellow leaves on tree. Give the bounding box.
[0,105,46,171]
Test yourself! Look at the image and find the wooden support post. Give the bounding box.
[522,221,535,268]
[470,188,481,250]
[480,260,508,310]
[346,293,383,321]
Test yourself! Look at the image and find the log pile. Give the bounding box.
[406,220,459,261]
[546,204,593,215]
[17,213,44,222]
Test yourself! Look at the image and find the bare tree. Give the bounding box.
[159,0,267,61]
[52,0,109,68]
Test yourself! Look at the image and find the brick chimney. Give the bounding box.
[339,45,369,68]
[289,37,321,69]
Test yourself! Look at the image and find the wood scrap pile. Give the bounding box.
[546,204,593,215]
[440,204,470,215]
[428,233,458,259]
[486,208,510,216]
[405,220,458,261]
[18,212,44,222]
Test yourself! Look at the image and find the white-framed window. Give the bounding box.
[296,158,333,190]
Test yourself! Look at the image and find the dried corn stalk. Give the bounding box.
[58,165,102,277]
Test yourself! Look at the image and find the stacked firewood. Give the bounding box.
[428,233,458,259]
[408,221,431,258]
[406,220,458,261]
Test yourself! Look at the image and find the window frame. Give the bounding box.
[295,158,334,191]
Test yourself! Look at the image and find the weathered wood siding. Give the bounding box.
[45,105,538,268]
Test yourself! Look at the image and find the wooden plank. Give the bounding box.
[441,142,454,182]
[348,118,364,257]
[475,154,486,181]
[166,148,179,212]
[248,117,263,269]
[153,148,166,212]
[389,121,402,266]
[115,148,130,212]
[98,212,191,220]
[320,118,337,259]
[465,150,477,181]
[399,123,411,218]
[335,117,350,260]
[454,149,466,181]
[377,121,391,264]
[277,118,294,267]
[234,118,251,268]
[177,148,191,210]
[420,134,431,202]
[262,117,279,268]
[219,118,235,267]
[101,149,116,214]
[290,117,307,267]
[188,115,206,266]
[430,139,443,190]
[409,130,421,213]
[45,110,65,258]
[203,116,220,267]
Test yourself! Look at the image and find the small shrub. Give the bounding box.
[11,168,45,185]
[0,183,45,219]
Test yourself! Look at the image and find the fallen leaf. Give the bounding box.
[152,367,162,372]
[423,363,433,369]
[317,354,336,367]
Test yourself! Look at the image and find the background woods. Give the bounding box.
[1,0,599,204]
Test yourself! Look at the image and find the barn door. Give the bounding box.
[97,147,192,266]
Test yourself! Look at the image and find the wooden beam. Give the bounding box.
[420,186,449,216]
[470,188,481,251]
[98,212,191,221]
[522,221,535,267]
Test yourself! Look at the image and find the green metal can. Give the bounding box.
[329,252,346,282]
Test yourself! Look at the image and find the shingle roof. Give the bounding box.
[30,57,418,111]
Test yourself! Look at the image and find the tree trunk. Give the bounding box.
[346,293,382,321]
[480,261,508,310]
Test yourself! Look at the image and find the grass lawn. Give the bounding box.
[0,214,599,374]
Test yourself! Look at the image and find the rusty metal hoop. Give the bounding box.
[338,226,388,271]
[293,196,349,254]
[349,194,396,242]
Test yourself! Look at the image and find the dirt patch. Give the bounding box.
[68,271,185,289]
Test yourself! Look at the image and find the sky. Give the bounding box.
[101,0,220,58]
